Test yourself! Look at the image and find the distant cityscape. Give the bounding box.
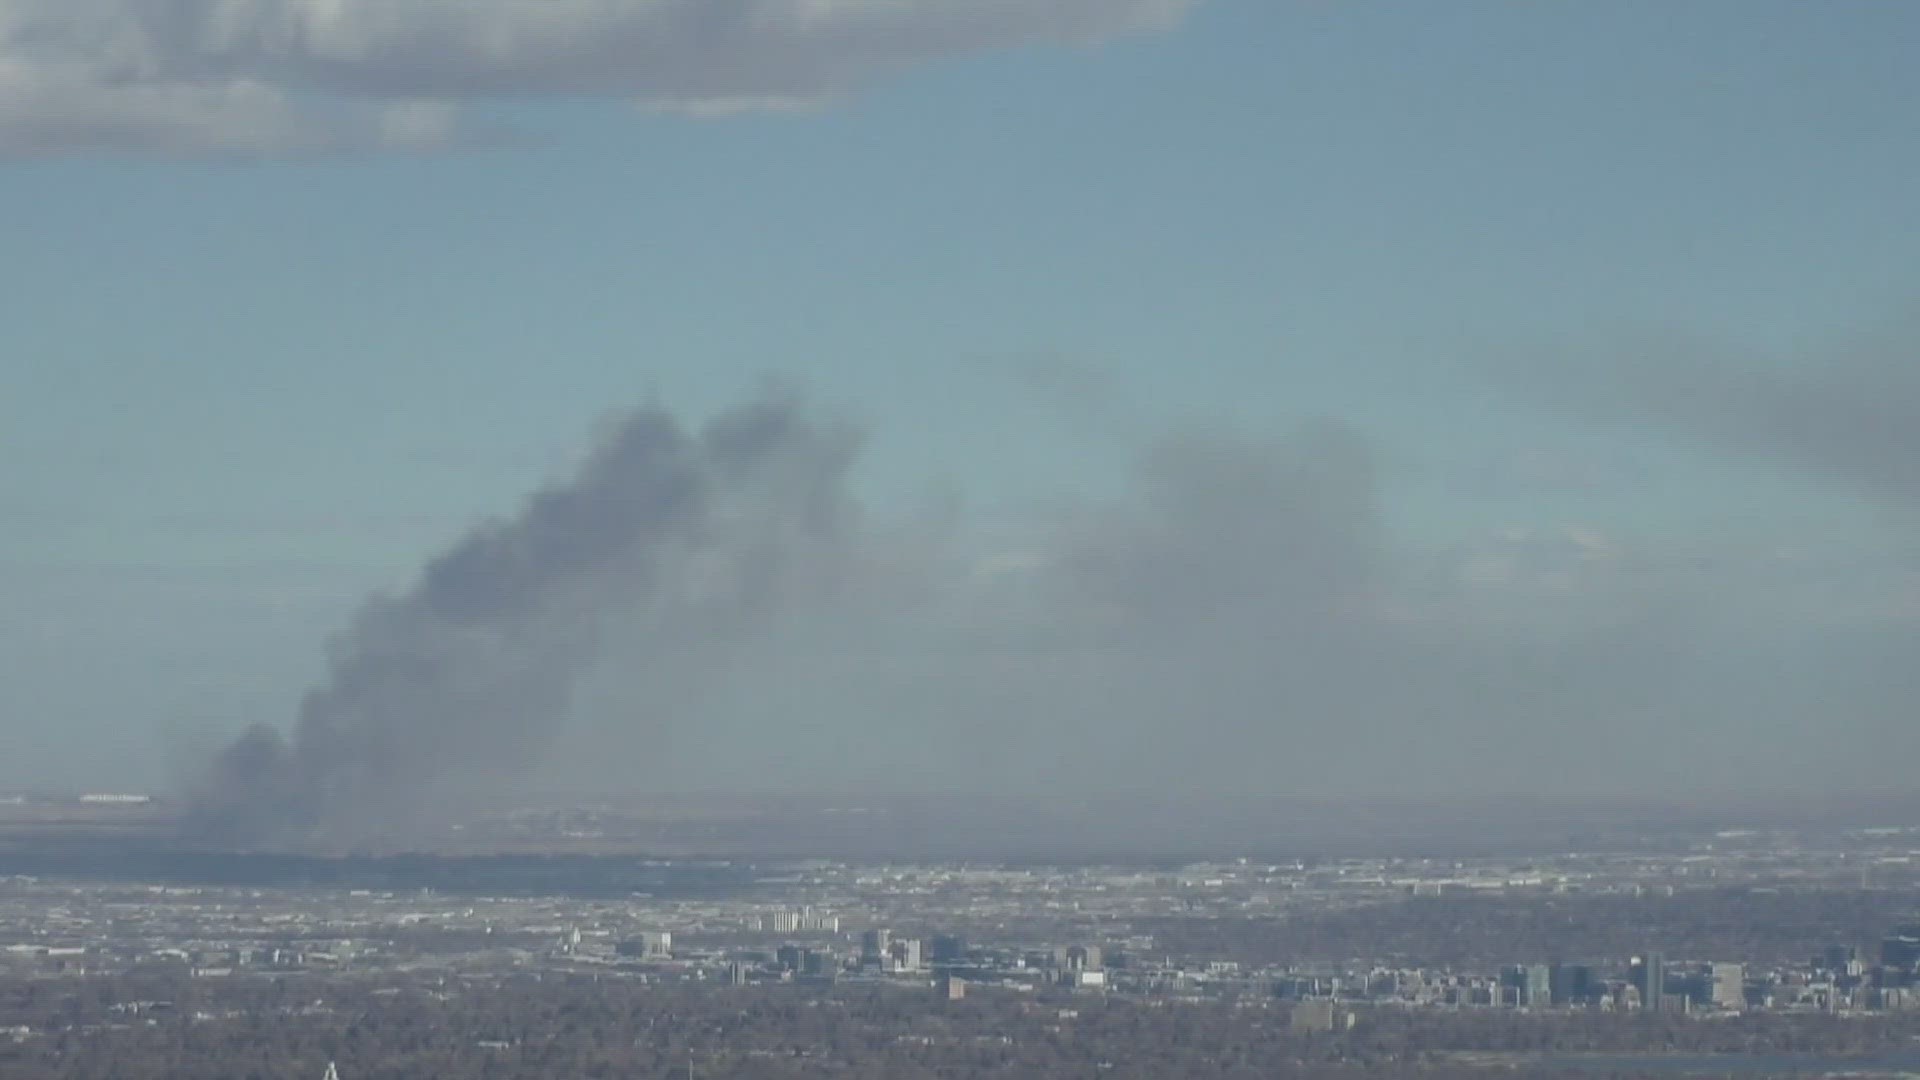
[6,798,1920,1013]
[9,866,1920,1020]
[7,797,1920,1076]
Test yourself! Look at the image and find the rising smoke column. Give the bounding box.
[187,392,861,849]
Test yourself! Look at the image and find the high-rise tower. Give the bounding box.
[1641,952,1666,1013]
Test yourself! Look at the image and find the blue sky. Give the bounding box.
[3,1,1917,794]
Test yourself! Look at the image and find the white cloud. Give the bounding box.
[0,0,1200,155]
[634,91,835,118]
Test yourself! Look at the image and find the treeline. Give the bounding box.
[4,972,1920,1079]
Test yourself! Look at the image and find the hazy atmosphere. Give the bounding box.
[4,1,1918,814]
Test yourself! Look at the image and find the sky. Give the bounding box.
[2,1,1917,805]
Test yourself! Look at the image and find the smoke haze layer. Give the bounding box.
[186,363,1920,851]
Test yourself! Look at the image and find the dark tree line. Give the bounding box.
[4,971,1920,1079]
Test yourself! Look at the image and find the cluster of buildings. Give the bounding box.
[606,925,1116,996]
[756,908,840,934]
[1253,931,1920,1017]
[674,923,1920,1019]
[6,842,1920,1026]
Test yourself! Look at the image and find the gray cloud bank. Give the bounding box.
[0,0,1197,155]
[187,368,1920,850]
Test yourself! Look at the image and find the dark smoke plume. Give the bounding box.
[185,390,860,849]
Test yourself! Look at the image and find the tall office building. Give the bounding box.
[617,931,672,960]
[861,929,891,966]
[1522,964,1553,1008]
[930,935,968,964]
[1883,926,1920,969]
[1551,963,1596,1006]
[1711,963,1745,1010]
[889,938,923,972]
[801,948,837,982]
[1639,953,1666,1013]
[1055,945,1104,972]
